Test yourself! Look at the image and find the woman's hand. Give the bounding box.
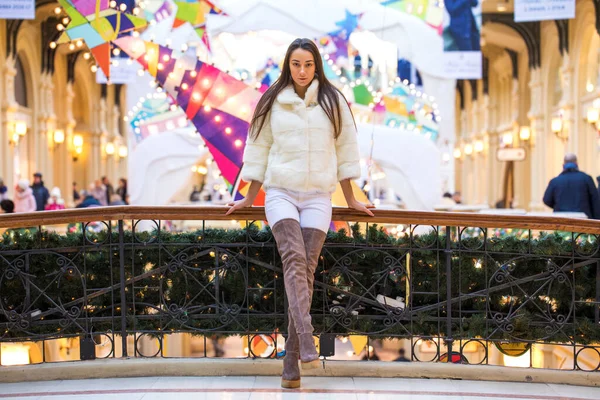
[348,199,375,217]
[225,198,253,215]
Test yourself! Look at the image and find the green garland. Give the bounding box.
[0,224,599,344]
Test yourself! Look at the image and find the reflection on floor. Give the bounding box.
[1,376,599,400]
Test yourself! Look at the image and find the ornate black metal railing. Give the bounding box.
[0,206,599,370]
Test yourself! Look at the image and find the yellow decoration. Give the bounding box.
[348,335,368,355]
[383,95,408,116]
[331,181,369,207]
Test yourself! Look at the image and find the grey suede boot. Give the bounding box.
[271,219,319,369]
[281,316,300,388]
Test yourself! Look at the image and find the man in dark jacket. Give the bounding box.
[31,172,50,211]
[101,176,114,206]
[543,154,600,219]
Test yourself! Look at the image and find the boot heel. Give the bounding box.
[300,359,320,370]
[281,378,301,388]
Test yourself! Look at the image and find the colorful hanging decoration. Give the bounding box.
[144,1,173,23]
[172,0,224,51]
[380,0,445,35]
[115,36,258,188]
[57,0,147,79]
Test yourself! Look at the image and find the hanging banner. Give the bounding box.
[96,59,138,84]
[514,0,575,22]
[0,0,34,19]
[442,0,482,79]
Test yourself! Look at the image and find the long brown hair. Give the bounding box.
[249,38,354,140]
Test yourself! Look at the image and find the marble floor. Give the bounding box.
[1,376,600,399]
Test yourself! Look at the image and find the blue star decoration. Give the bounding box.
[332,9,361,38]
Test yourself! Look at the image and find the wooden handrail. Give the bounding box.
[0,206,599,233]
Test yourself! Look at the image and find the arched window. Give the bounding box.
[14,56,28,107]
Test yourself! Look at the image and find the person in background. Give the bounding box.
[90,181,107,206]
[189,185,201,202]
[0,178,8,201]
[45,187,65,211]
[73,182,81,203]
[109,193,126,206]
[452,191,462,204]
[394,348,410,362]
[101,176,114,206]
[1,199,14,214]
[441,192,456,207]
[367,56,373,77]
[116,178,128,203]
[353,50,362,79]
[543,153,600,219]
[31,172,50,211]
[76,190,101,208]
[14,179,37,213]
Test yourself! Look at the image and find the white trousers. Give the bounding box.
[265,188,332,233]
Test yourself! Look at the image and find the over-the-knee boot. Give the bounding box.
[280,227,327,388]
[281,315,300,388]
[302,227,327,302]
[271,219,319,369]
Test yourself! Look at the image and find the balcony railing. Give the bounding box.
[0,206,599,370]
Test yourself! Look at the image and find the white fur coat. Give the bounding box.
[241,80,361,193]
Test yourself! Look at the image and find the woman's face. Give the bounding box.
[289,48,316,88]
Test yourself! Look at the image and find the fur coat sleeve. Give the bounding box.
[336,98,361,182]
[241,112,273,184]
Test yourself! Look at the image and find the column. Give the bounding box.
[528,68,546,211]
[64,82,76,205]
[559,55,576,154]
[1,56,17,190]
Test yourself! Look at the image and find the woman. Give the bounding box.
[226,38,374,388]
[116,178,128,204]
[13,179,36,213]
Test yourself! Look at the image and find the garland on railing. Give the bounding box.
[0,224,599,343]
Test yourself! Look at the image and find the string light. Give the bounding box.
[204,105,212,112]
[225,127,232,134]
[181,83,189,90]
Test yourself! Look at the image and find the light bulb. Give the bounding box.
[105,142,115,155]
